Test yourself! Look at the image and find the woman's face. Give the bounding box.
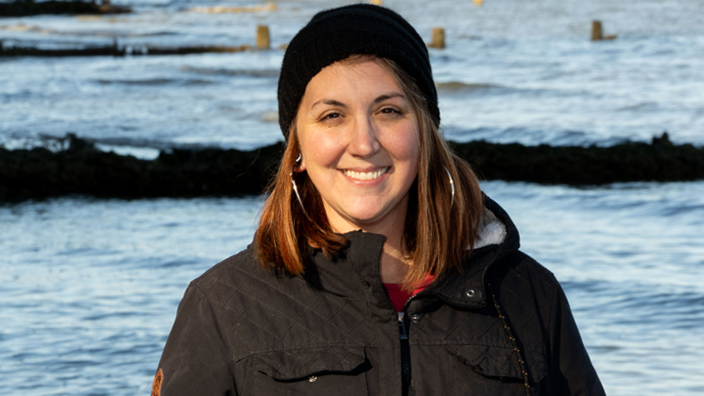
[295,58,421,235]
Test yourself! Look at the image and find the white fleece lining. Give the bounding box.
[473,207,507,249]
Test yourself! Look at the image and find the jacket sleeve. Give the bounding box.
[548,281,606,396]
[156,284,236,395]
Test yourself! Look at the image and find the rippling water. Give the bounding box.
[0,197,264,394]
[1,0,704,151]
[482,181,704,394]
[2,0,704,395]
[2,183,703,395]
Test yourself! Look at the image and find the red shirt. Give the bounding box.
[383,275,435,311]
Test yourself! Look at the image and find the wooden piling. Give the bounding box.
[591,20,617,41]
[591,21,604,41]
[256,25,270,49]
[428,27,445,49]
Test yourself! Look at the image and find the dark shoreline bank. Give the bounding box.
[0,0,131,17]
[0,43,252,57]
[1,134,702,203]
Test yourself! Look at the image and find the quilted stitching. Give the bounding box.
[193,249,368,361]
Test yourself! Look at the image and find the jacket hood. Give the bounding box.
[413,194,521,310]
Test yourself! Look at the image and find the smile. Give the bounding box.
[342,167,389,181]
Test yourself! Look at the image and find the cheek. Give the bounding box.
[385,126,421,165]
[298,131,343,170]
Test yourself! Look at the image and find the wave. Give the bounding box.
[437,81,587,100]
[86,136,193,151]
[617,102,660,112]
[436,81,505,93]
[94,78,212,86]
[181,65,279,78]
[188,2,277,14]
[0,23,172,38]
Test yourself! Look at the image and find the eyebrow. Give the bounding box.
[311,99,347,109]
[373,92,405,104]
[310,92,406,110]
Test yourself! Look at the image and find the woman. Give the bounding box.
[154,4,605,395]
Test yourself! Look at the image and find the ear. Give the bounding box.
[293,156,306,173]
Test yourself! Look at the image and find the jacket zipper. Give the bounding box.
[393,287,486,396]
[397,311,411,396]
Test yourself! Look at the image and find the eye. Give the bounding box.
[379,107,404,117]
[320,112,342,121]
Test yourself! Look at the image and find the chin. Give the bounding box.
[344,208,394,227]
[325,196,408,232]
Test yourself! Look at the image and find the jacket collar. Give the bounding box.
[424,195,521,309]
[309,195,521,311]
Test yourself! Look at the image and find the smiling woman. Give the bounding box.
[154,4,606,396]
[294,57,422,283]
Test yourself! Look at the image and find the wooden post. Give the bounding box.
[112,37,121,56]
[428,27,445,49]
[591,21,603,41]
[256,25,270,49]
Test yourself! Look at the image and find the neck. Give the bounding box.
[359,218,412,284]
[323,202,412,284]
[379,238,411,284]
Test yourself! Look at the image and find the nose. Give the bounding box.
[348,116,381,158]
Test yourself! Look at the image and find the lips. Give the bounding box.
[342,166,389,181]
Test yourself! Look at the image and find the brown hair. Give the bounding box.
[256,56,484,289]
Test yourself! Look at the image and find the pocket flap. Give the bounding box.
[254,346,367,381]
[445,344,546,382]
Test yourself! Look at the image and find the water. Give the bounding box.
[1,183,703,395]
[1,0,703,152]
[2,0,704,395]
[0,197,264,394]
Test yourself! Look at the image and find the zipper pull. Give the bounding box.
[397,312,408,340]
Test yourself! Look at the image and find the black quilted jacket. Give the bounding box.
[156,197,606,395]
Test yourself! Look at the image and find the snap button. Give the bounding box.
[465,289,476,298]
[309,375,317,383]
[410,314,421,323]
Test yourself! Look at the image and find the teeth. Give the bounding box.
[343,167,388,181]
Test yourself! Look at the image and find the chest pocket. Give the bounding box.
[240,346,370,396]
[445,344,547,394]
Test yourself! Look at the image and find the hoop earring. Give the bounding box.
[445,166,455,208]
[290,154,312,220]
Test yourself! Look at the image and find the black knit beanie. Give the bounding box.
[277,3,439,140]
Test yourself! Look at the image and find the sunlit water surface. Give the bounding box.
[1,0,703,152]
[2,0,704,395]
[1,182,703,395]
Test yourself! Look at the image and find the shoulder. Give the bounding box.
[483,250,565,343]
[182,244,320,323]
[191,244,261,290]
[486,249,560,299]
[186,244,299,310]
